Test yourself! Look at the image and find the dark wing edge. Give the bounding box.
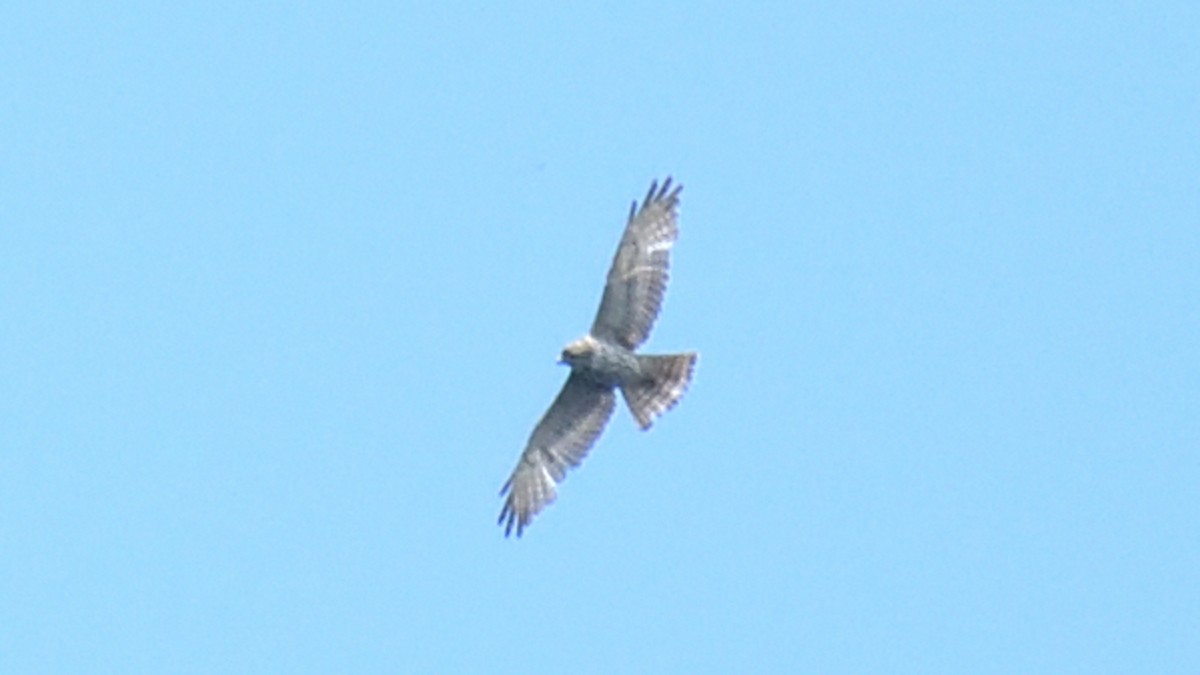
[498,373,617,537]
[591,177,683,350]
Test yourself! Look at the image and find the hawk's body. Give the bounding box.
[498,178,697,537]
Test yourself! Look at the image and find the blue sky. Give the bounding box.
[2,3,1197,672]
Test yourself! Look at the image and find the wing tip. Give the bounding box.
[633,176,683,219]
[662,176,683,203]
[498,500,526,538]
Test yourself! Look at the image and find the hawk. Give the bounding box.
[498,177,697,537]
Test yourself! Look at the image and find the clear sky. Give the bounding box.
[2,3,1197,673]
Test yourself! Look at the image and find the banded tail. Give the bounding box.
[621,352,697,430]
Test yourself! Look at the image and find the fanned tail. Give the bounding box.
[621,352,697,430]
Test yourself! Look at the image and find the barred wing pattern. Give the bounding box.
[498,373,617,537]
[591,178,683,350]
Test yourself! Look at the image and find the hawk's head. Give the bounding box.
[559,335,598,366]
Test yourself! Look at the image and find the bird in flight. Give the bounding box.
[498,177,697,537]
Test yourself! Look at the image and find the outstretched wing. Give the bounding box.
[591,177,683,350]
[499,373,616,537]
